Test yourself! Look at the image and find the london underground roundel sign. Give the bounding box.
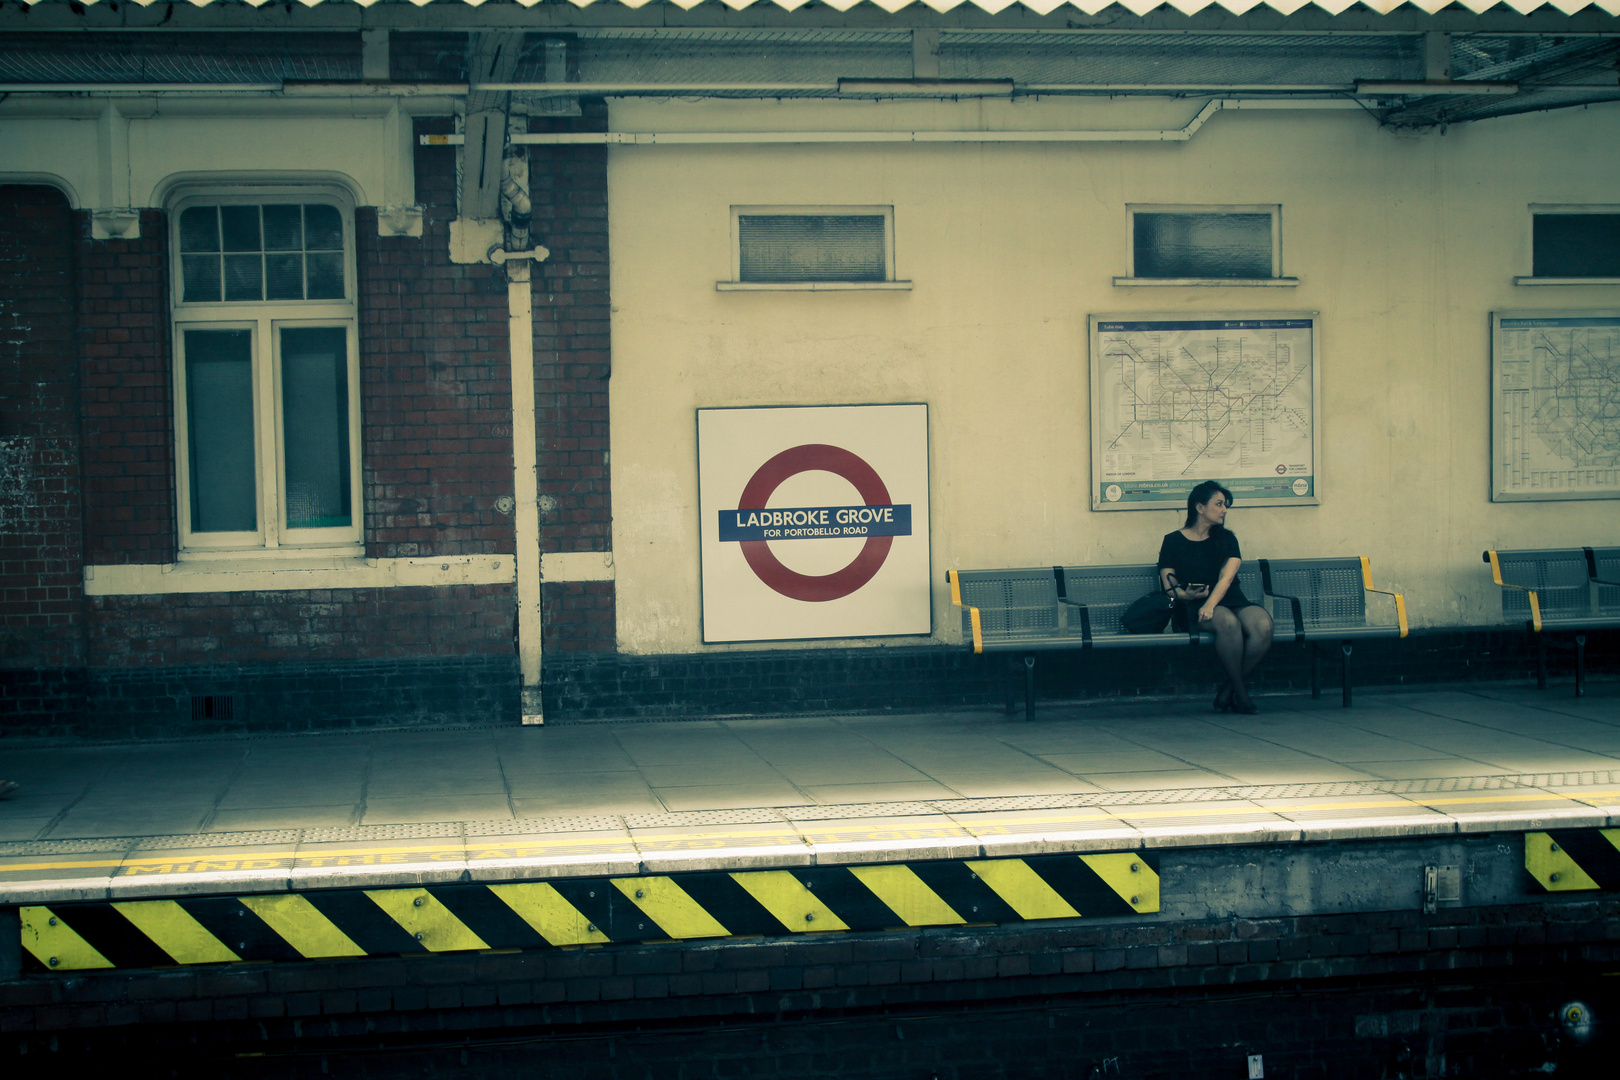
[698,405,931,644]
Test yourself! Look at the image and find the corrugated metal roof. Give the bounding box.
[12,0,1620,17]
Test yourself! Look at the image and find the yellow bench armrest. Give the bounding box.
[947,570,983,654]
[1483,550,1543,632]
[1359,556,1409,639]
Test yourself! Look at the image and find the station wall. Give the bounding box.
[607,96,1620,655]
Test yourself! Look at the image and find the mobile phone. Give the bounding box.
[1183,583,1208,590]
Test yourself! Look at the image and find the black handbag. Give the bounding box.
[1121,576,1178,634]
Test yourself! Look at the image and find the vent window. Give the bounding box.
[1533,212,1620,278]
[1128,207,1281,281]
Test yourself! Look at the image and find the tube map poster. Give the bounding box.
[1089,313,1320,511]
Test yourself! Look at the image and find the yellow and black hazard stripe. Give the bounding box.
[20,852,1159,972]
[1525,829,1620,892]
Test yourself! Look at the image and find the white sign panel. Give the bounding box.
[698,404,931,644]
[1492,310,1620,502]
[1090,313,1319,511]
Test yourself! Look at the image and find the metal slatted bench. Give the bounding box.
[1484,547,1620,697]
[948,557,1406,718]
[1261,557,1409,706]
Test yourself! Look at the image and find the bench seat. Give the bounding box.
[1485,547,1620,695]
[949,556,1406,718]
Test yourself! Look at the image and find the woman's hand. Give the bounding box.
[1198,602,1217,622]
[1175,584,1211,601]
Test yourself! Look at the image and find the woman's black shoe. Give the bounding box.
[1231,694,1260,715]
[1213,685,1234,713]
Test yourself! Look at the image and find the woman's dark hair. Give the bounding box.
[1183,480,1234,529]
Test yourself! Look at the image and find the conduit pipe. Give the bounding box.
[419,98,1365,150]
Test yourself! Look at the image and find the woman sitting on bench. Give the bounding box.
[1157,480,1274,714]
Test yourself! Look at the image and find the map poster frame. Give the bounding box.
[697,403,932,645]
[1490,309,1620,503]
[1088,311,1321,513]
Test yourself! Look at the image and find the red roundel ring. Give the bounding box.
[736,444,894,603]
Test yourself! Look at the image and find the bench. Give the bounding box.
[948,557,1406,719]
[1484,547,1620,697]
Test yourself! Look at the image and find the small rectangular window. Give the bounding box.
[722,206,908,291]
[1120,206,1291,286]
[1532,210,1620,279]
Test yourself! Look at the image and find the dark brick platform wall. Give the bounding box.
[74,206,175,565]
[0,187,85,688]
[359,132,515,562]
[46,654,518,739]
[540,627,1619,723]
[3,898,1615,1077]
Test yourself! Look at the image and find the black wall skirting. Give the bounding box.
[541,626,1619,723]
[3,628,1614,736]
[1,655,519,739]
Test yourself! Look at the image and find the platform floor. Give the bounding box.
[3,683,1619,902]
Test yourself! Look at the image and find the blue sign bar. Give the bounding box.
[719,505,912,542]
[1097,319,1313,332]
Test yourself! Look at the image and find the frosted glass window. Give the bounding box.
[184,329,257,533]
[739,214,887,283]
[177,204,347,303]
[1133,213,1275,279]
[280,327,352,530]
[1534,214,1620,277]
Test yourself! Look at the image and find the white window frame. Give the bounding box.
[1116,204,1297,287]
[169,186,362,559]
[718,204,912,292]
[1516,204,1620,286]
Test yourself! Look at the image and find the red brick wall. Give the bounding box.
[542,580,614,654]
[531,103,616,653]
[75,207,175,565]
[88,584,514,667]
[531,109,611,559]
[358,134,517,562]
[0,185,84,670]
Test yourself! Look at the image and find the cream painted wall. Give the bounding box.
[606,96,1620,655]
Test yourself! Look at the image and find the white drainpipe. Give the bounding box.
[497,117,551,725]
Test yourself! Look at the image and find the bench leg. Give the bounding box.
[1341,641,1353,708]
[1004,657,1019,716]
[1576,633,1587,698]
[1310,643,1321,700]
[1536,635,1548,691]
[1023,654,1036,722]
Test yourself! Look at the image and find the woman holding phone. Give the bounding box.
[1157,480,1273,714]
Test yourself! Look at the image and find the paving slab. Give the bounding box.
[4,685,1620,900]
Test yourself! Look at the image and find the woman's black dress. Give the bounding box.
[1156,529,1254,610]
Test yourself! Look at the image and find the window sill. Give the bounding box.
[84,555,515,596]
[715,281,913,292]
[1513,277,1620,286]
[1112,277,1300,287]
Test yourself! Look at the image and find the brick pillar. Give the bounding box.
[532,103,615,654]
[0,185,87,727]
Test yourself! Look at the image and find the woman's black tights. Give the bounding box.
[1206,605,1274,704]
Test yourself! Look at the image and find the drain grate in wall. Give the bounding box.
[190,695,233,723]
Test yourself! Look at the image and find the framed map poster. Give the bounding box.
[697,404,932,644]
[1089,313,1320,511]
[1491,310,1620,502]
